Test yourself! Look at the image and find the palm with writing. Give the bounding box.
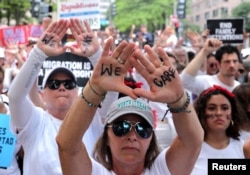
[68,19,100,57]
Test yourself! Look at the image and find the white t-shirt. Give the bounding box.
[91,149,171,175]
[16,107,103,175]
[180,71,240,96]
[190,138,245,175]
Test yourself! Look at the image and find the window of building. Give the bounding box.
[205,12,210,19]
[212,9,219,17]
[221,7,228,17]
[196,15,200,22]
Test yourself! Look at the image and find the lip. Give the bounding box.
[122,146,139,151]
[214,119,224,124]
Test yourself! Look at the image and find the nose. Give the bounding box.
[58,83,66,91]
[127,128,137,141]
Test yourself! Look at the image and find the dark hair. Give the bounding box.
[215,44,240,63]
[194,85,240,140]
[232,83,250,126]
[93,126,161,170]
[206,53,215,60]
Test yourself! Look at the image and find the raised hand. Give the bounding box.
[36,19,69,56]
[89,37,137,99]
[69,19,100,57]
[130,45,184,104]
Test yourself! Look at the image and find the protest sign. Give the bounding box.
[58,0,100,29]
[38,52,93,89]
[207,18,244,44]
[0,114,16,168]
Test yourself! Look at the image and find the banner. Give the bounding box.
[0,25,42,47]
[58,0,100,30]
[207,18,244,44]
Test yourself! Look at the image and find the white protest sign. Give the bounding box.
[58,0,100,29]
[0,114,16,168]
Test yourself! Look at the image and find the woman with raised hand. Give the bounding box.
[56,34,204,174]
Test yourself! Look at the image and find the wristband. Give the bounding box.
[161,92,191,121]
[81,92,101,108]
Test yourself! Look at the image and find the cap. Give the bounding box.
[104,96,154,127]
[42,67,77,89]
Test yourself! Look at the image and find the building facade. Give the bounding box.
[187,0,250,30]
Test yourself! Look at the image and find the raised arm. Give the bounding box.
[130,45,204,175]
[182,38,222,76]
[56,36,137,175]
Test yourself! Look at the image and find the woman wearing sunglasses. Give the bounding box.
[56,25,204,174]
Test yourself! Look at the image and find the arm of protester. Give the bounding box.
[243,137,250,158]
[182,38,222,77]
[152,29,171,52]
[9,19,69,129]
[5,39,25,69]
[29,79,46,110]
[130,45,204,175]
[56,38,137,175]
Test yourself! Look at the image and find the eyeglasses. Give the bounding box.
[46,79,76,90]
[107,120,153,139]
[238,69,245,74]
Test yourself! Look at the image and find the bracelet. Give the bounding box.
[167,91,185,105]
[161,92,191,121]
[88,81,106,97]
[81,91,101,108]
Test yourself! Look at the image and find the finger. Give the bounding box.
[130,50,151,77]
[83,20,92,33]
[144,45,162,67]
[56,20,69,40]
[157,47,173,67]
[101,37,113,57]
[112,40,128,59]
[70,19,83,35]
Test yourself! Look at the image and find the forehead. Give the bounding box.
[49,72,73,80]
[114,114,146,123]
[221,53,239,61]
[207,94,231,105]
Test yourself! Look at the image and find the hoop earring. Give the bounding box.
[231,120,234,126]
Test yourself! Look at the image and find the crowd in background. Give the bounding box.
[1,16,250,175]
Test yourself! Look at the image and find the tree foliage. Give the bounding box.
[0,0,31,25]
[113,0,175,33]
[232,2,250,32]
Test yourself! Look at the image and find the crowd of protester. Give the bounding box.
[1,16,250,175]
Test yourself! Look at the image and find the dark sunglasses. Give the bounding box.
[107,120,153,139]
[238,69,245,74]
[46,79,76,90]
[209,63,217,68]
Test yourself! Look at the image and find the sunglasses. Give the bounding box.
[46,79,77,90]
[107,120,153,139]
[238,69,245,74]
[209,63,217,68]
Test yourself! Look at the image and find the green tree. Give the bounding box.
[0,0,31,25]
[232,2,250,32]
[112,0,175,33]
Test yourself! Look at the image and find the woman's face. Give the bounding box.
[205,94,232,133]
[107,114,152,165]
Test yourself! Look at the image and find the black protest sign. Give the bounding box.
[38,52,93,88]
[207,19,244,44]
